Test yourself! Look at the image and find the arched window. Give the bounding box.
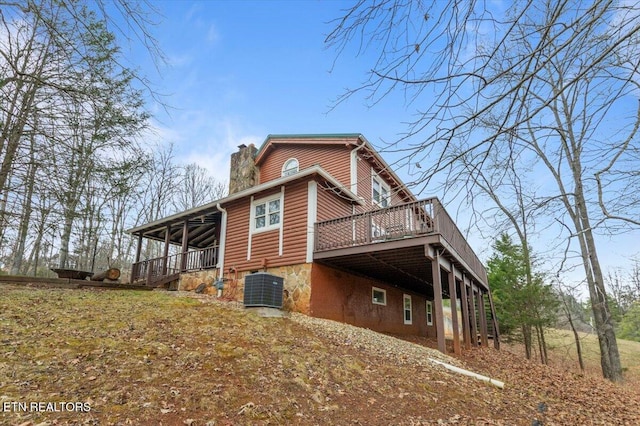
[281,158,299,176]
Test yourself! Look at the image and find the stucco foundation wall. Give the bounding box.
[309,263,436,337]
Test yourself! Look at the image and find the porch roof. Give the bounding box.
[126,165,362,248]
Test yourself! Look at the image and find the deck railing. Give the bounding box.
[131,245,219,284]
[314,198,487,283]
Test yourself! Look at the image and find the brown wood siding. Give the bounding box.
[355,152,372,213]
[317,183,352,221]
[355,152,408,213]
[279,181,308,266]
[222,198,252,271]
[222,182,310,272]
[259,144,352,187]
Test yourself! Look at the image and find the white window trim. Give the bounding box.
[281,158,299,177]
[372,171,391,208]
[426,300,433,326]
[250,193,283,234]
[372,287,387,306]
[403,294,413,325]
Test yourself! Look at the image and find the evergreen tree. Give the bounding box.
[487,233,558,363]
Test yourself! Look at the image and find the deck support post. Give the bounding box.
[460,274,472,350]
[479,291,489,347]
[470,285,479,346]
[448,264,461,355]
[432,251,447,354]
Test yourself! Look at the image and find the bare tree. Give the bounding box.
[328,0,640,382]
[174,163,227,211]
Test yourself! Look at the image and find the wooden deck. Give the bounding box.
[314,198,487,285]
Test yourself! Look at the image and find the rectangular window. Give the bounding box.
[372,173,390,208]
[372,287,386,305]
[426,301,433,326]
[404,294,412,325]
[252,195,281,233]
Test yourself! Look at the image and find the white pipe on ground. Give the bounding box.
[429,358,505,389]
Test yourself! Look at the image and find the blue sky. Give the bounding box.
[137,1,412,185]
[129,0,639,287]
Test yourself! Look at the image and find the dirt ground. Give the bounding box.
[1,285,639,425]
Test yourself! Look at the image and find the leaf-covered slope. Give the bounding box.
[1,286,638,425]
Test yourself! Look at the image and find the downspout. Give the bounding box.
[216,203,228,282]
[350,138,367,213]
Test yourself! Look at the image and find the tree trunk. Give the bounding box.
[522,324,532,360]
[10,134,38,275]
[566,308,586,372]
[573,187,623,382]
[90,268,121,281]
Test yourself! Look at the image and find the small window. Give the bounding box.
[372,287,386,305]
[404,294,412,325]
[372,173,390,208]
[426,301,433,326]
[252,195,281,233]
[282,158,299,176]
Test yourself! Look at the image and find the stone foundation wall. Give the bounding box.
[176,264,312,313]
[178,270,219,295]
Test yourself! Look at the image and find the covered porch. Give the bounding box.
[128,207,223,287]
[314,198,500,354]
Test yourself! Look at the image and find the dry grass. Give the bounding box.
[1,285,639,425]
[500,327,640,386]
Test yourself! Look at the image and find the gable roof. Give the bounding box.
[255,133,415,202]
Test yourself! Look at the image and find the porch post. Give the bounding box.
[181,220,189,272]
[479,291,489,347]
[470,285,479,346]
[448,264,461,355]
[130,233,143,284]
[135,234,143,263]
[432,252,446,354]
[162,224,171,275]
[460,274,471,350]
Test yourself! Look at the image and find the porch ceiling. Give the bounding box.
[314,241,452,299]
[134,211,221,249]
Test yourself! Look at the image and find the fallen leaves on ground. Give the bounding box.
[0,285,638,425]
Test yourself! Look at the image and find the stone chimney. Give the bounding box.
[228,143,258,195]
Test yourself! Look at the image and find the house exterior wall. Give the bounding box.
[223,181,309,272]
[258,143,352,186]
[316,182,352,221]
[177,269,218,294]
[219,264,312,314]
[309,262,436,337]
[353,150,410,212]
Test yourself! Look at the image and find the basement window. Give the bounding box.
[404,294,413,325]
[372,287,386,306]
[426,301,433,326]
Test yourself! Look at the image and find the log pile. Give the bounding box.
[90,268,121,282]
